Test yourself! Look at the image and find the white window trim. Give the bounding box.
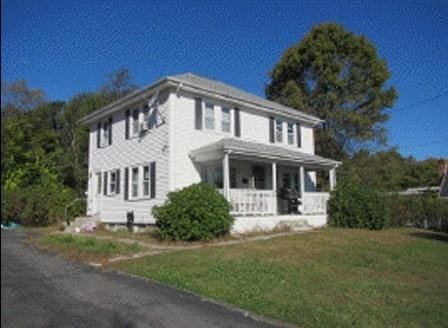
[128,164,152,201]
[204,102,215,130]
[131,108,141,138]
[287,122,295,145]
[100,120,111,148]
[108,170,118,196]
[275,119,283,143]
[221,107,231,134]
[142,165,151,197]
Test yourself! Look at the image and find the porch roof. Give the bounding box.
[190,138,341,169]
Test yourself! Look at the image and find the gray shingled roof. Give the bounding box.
[190,138,341,168]
[168,73,321,123]
[80,72,322,124]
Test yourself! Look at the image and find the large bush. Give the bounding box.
[2,182,83,227]
[328,183,389,230]
[153,183,234,241]
[388,194,448,232]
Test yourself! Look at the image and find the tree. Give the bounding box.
[99,67,138,102]
[266,23,398,160]
[1,80,47,112]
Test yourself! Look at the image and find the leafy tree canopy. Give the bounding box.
[266,23,398,159]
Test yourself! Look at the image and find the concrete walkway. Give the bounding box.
[66,228,314,263]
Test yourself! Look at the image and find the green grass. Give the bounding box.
[41,234,143,262]
[114,228,448,327]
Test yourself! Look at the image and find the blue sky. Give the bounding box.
[2,0,447,159]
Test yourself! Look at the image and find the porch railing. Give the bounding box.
[301,192,330,215]
[219,189,277,215]
[219,189,329,216]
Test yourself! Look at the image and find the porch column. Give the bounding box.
[272,162,277,214]
[299,166,305,197]
[329,168,336,191]
[299,166,305,214]
[223,152,230,200]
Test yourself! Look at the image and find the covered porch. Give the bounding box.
[190,139,340,218]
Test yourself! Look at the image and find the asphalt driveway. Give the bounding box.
[1,230,281,328]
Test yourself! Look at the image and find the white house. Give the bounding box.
[80,73,341,233]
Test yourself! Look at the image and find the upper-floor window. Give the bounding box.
[221,107,231,133]
[97,118,112,148]
[275,120,283,143]
[205,103,215,130]
[132,109,140,136]
[287,122,294,145]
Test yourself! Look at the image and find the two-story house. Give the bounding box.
[80,73,341,233]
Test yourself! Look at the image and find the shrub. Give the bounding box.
[328,183,389,230]
[2,183,83,227]
[388,194,448,232]
[153,183,234,241]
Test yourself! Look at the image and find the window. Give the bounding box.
[287,122,294,145]
[221,107,231,133]
[205,103,215,130]
[101,121,109,147]
[283,173,291,188]
[132,109,140,136]
[230,168,237,188]
[275,120,283,143]
[142,106,150,130]
[109,171,117,194]
[143,165,150,196]
[131,167,139,198]
[213,166,223,188]
[96,173,102,194]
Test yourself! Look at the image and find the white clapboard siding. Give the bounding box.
[87,90,170,224]
[87,87,318,224]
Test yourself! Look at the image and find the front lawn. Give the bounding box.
[40,234,144,263]
[114,228,448,327]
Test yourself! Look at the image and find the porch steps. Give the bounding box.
[65,215,100,233]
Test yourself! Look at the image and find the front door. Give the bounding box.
[252,165,265,189]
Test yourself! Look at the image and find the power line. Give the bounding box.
[398,139,448,150]
[392,90,448,113]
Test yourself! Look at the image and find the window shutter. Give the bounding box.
[124,168,129,200]
[116,169,120,194]
[234,108,241,137]
[195,98,203,130]
[97,122,101,148]
[269,117,275,143]
[296,123,302,148]
[103,172,108,195]
[108,117,113,145]
[150,162,156,199]
[125,110,130,139]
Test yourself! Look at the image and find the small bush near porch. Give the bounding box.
[153,183,233,241]
[114,228,448,327]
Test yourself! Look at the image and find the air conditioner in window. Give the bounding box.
[139,122,148,133]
